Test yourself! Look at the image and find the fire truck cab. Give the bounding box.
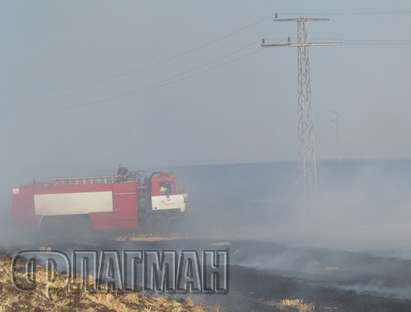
[149,172,187,212]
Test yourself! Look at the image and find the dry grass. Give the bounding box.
[258,297,319,312]
[275,298,316,312]
[0,256,221,312]
[114,234,192,242]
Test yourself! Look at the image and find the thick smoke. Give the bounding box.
[176,160,411,251]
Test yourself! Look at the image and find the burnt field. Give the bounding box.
[4,237,411,312]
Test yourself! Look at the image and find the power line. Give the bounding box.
[279,38,411,47]
[23,10,411,120]
[262,36,411,46]
[59,44,261,112]
[339,39,411,46]
[53,16,269,97]
[155,48,261,89]
[33,34,411,116]
[264,35,411,46]
[279,9,411,16]
[164,16,267,62]
[152,40,259,87]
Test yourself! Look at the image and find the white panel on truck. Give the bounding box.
[151,194,187,212]
[34,191,113,216]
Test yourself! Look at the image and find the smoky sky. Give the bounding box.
[2,0,411,176]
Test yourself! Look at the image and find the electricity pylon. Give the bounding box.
[261,15,337,203]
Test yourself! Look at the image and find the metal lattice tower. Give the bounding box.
[262,16,337,200]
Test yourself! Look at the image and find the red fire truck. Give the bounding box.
[11,168,188,234]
